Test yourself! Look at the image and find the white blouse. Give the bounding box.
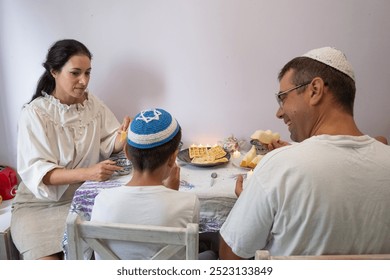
[17,92,120,201]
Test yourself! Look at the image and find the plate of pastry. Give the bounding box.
[177,145,230,167]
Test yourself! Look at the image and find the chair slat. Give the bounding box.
[85,238,120,260]
[66,212,199,260]
[151,245,184,260]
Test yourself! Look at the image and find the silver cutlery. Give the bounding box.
[210,172,218,186]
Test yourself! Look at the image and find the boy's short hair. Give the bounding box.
[126,108,182,171]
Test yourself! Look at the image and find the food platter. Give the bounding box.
[177,148,231,167]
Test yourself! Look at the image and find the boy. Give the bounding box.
[91,108,200,259]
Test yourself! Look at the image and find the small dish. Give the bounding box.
[250,139,270,155]
[110,152,133,176]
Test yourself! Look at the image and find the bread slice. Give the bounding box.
[189,146,208,158]
[251,129,280,144]
[240,145,257,167]
[207,145,227,159]
[248,154,264,169]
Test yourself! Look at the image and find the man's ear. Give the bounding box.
[309,77,326,106]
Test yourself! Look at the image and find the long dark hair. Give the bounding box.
[29,39,92,103]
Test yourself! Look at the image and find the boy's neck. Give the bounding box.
[126,169,166,187]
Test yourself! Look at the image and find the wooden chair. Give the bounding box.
[66,212,199,260]
[255,250,390,260]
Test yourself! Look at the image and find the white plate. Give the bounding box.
[231,155,252,170]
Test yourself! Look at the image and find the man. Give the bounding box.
[219,47,390,259]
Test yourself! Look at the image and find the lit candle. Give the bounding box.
[247,169,254,178]
[233,150,241,158]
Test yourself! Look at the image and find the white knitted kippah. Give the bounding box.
[127,108,180,149]
[302,47,355,81]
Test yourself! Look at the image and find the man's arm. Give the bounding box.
[235,174,244,197]
[218,234,243,260]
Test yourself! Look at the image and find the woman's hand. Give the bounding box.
[113,116,132,153]
[87,160,122,181]
[119,116,132,132]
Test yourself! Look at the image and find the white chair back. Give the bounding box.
[66,212,199,260]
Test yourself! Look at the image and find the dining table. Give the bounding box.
[62,151,251,259]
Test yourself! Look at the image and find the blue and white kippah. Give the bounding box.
[127,108,180,149]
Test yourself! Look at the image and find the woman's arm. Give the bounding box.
[42,159,122,185]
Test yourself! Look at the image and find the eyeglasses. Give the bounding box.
[275,81,311,107]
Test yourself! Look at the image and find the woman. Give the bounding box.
[11,39,130,260]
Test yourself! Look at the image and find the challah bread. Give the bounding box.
[251,129,280,144]
[240,145,257,168]
[248,154,264,169]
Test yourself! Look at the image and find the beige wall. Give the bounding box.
[1,0,390,168]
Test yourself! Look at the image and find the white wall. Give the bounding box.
[1,0,390,169]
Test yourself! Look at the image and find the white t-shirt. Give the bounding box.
[220,135,390,258]
[91,185,200,259]
[16,93,119,201]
